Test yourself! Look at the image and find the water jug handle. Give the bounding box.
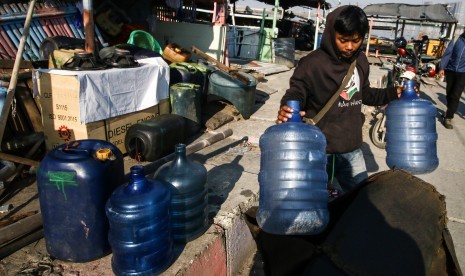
[176,83,195,89]
[179,62,197,73]
[61,148,91,156]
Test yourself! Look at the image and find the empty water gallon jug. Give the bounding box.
[385,80,439,174]
[257,101,329,235]
[106,165,173,275]
[36,140,124,262]
[154,144,208,243]
[125,114,187,162]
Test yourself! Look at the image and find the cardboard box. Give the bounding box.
[37,73,169,153]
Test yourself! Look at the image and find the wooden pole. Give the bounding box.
[0,152,40,167]
[0,212,42,246]
[5,137,44,184]
[0,0,37,147]
[272,0,279,38]
[401,19,406,37]
[192,46,250,84]
[366,16,374,56]
[257,8,266,60]
[83,0,95,53]
[129,128,234,180]
[313,2,320,51]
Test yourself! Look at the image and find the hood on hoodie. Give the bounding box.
[320,5,366,63]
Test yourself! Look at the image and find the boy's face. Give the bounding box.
[335,32,363,59]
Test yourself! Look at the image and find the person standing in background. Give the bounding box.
[438,26,465,129]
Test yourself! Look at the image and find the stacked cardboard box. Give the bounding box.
[36,72,169,154]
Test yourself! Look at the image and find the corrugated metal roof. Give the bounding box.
[363,3,457,23]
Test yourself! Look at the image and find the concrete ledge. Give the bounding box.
[163,227,227,275]
[161,136,261,275]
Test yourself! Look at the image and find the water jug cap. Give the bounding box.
[96,148,112,160]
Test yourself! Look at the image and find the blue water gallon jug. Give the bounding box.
[154,143,208,243]
[36,139,124,262]
[385,80,439,174]
[257,101,329,235]
[106,165,173,275]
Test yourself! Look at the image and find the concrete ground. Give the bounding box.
[1,55,464,275]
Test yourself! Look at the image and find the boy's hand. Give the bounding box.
[396,81,420,98]
[276,105,306,124]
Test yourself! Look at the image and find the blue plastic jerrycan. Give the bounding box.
[36,139,124,262]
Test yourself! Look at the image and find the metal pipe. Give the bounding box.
[272,0,279,38]
[65,16,81,38]
[58,16,74,37]
[32,20,47,40]
[82,0,95,53]
[0,42,9,59]
[66,16,85,39]
[39,19,53,37]
[15,22,40,59]
[51,17,66,35]
[0,6,75,22]
[0,26,16,58]
[313,2,321,51]
[22,22,41,50]
[45,19,58,36]
[126,128,234,181]
[3,24,28,60]
[366,16,374,56]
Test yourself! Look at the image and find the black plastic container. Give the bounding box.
[190,62,216,102]
[170,83,202,136]
[169,62,204,89]
[125,114,187,162]
[39,36,85,60]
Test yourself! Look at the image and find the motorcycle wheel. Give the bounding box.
[370,116,386,149]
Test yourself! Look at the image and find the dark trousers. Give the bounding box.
[444,70,465,119]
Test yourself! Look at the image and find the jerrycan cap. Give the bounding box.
[96,148,112,161]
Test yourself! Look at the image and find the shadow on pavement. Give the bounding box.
[361,142,381,173]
